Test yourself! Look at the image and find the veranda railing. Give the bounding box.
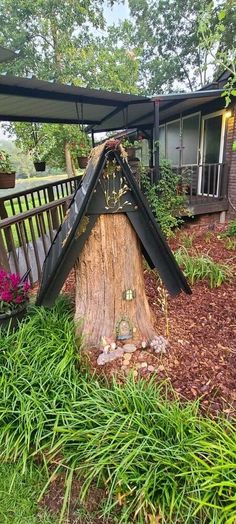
[0,198,71,285]
[0,176,80,220]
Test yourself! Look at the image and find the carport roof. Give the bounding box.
[0,73,225,131]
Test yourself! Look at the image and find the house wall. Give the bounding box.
[225,105,236,217]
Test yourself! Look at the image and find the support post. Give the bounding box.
[153,99,160,184]
[91,130,95,147]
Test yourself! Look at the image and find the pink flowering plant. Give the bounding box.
[0,270,30,315]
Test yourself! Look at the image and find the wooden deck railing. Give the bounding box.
[174,162,229,202]
[0,197,71,285]
[0,176,81,220]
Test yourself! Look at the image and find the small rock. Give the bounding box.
[97,347,124,366]
[123,343,137,353]
[150,335,168,354]
[123,360,130,366]
[123,353,132,361]
[110,342,117,350]
[140,362,148,368]
[158,364,165,372]
[147,365,155,372]
[103,344,110,354]
[141,340,148,349]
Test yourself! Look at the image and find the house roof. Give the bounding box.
[37,141,191,306]
[0,73,227,131]
[0,74,152,127]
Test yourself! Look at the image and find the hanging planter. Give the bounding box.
[70,133,91,171]
[34,160,46,172]
[0,171,16,189]
[0,150,16,189]
[122,139,141,161]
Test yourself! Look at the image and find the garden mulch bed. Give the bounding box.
[63,224,236,417]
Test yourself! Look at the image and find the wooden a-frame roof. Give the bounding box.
[36,141,191,307]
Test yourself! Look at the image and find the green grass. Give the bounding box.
[175,247,233,287]
[5,195,46,217]
[0,463,57,524]
[0,298,235,524]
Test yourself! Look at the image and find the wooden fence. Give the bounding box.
[0,176,80,219]
[0,177,81,285]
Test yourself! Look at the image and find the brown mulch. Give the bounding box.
[38,225,235,522]
[39,472,117,524]
[63,224,236,417]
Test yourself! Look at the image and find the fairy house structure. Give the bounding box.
[37,140,191,347]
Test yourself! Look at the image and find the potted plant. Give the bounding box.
[122,138,141,161]
[69,132,91,170]
[0,150,16,189]
[33,154,46,173]
[76,140,91,169]
[0,270,30,329]
[29,124,47,172]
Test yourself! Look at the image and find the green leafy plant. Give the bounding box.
[142,159,189,237]
[203,230,215,244]
[175,247,232,287]
[0,149,13,173]
[225,237,236,251]
[0,270,30,314]
[122,138,141,149]
[225,219,236,237]
[180,232,195,249]
[70,133,91,157]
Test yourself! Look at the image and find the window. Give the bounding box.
[166,119,181,166]
[182,114,200,165]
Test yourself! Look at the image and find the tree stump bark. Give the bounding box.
[74,213,156,347]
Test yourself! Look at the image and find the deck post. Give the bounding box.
[153,99,160,184]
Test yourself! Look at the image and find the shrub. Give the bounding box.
[175,248,233,287]
[0,299,235,523]
[142,160,189,238]
[0,270,30,314]
[225,219,236,237]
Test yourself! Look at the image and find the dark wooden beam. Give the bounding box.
[0,114,100,125]
[153,100,160,183]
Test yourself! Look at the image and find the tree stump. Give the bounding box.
[74,213,156,347]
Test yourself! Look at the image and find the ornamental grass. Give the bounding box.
[0,298,235,523]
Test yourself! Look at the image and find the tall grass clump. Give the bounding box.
[0,298,235,523]
[225,219,236,237]
[175,247,232,287]
[0,297,83,467]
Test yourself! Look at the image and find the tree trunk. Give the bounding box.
[74,213,156,348]
[64,141,74,177]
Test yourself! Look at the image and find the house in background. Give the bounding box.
[118,72,236,222]
[157,71,236,221]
